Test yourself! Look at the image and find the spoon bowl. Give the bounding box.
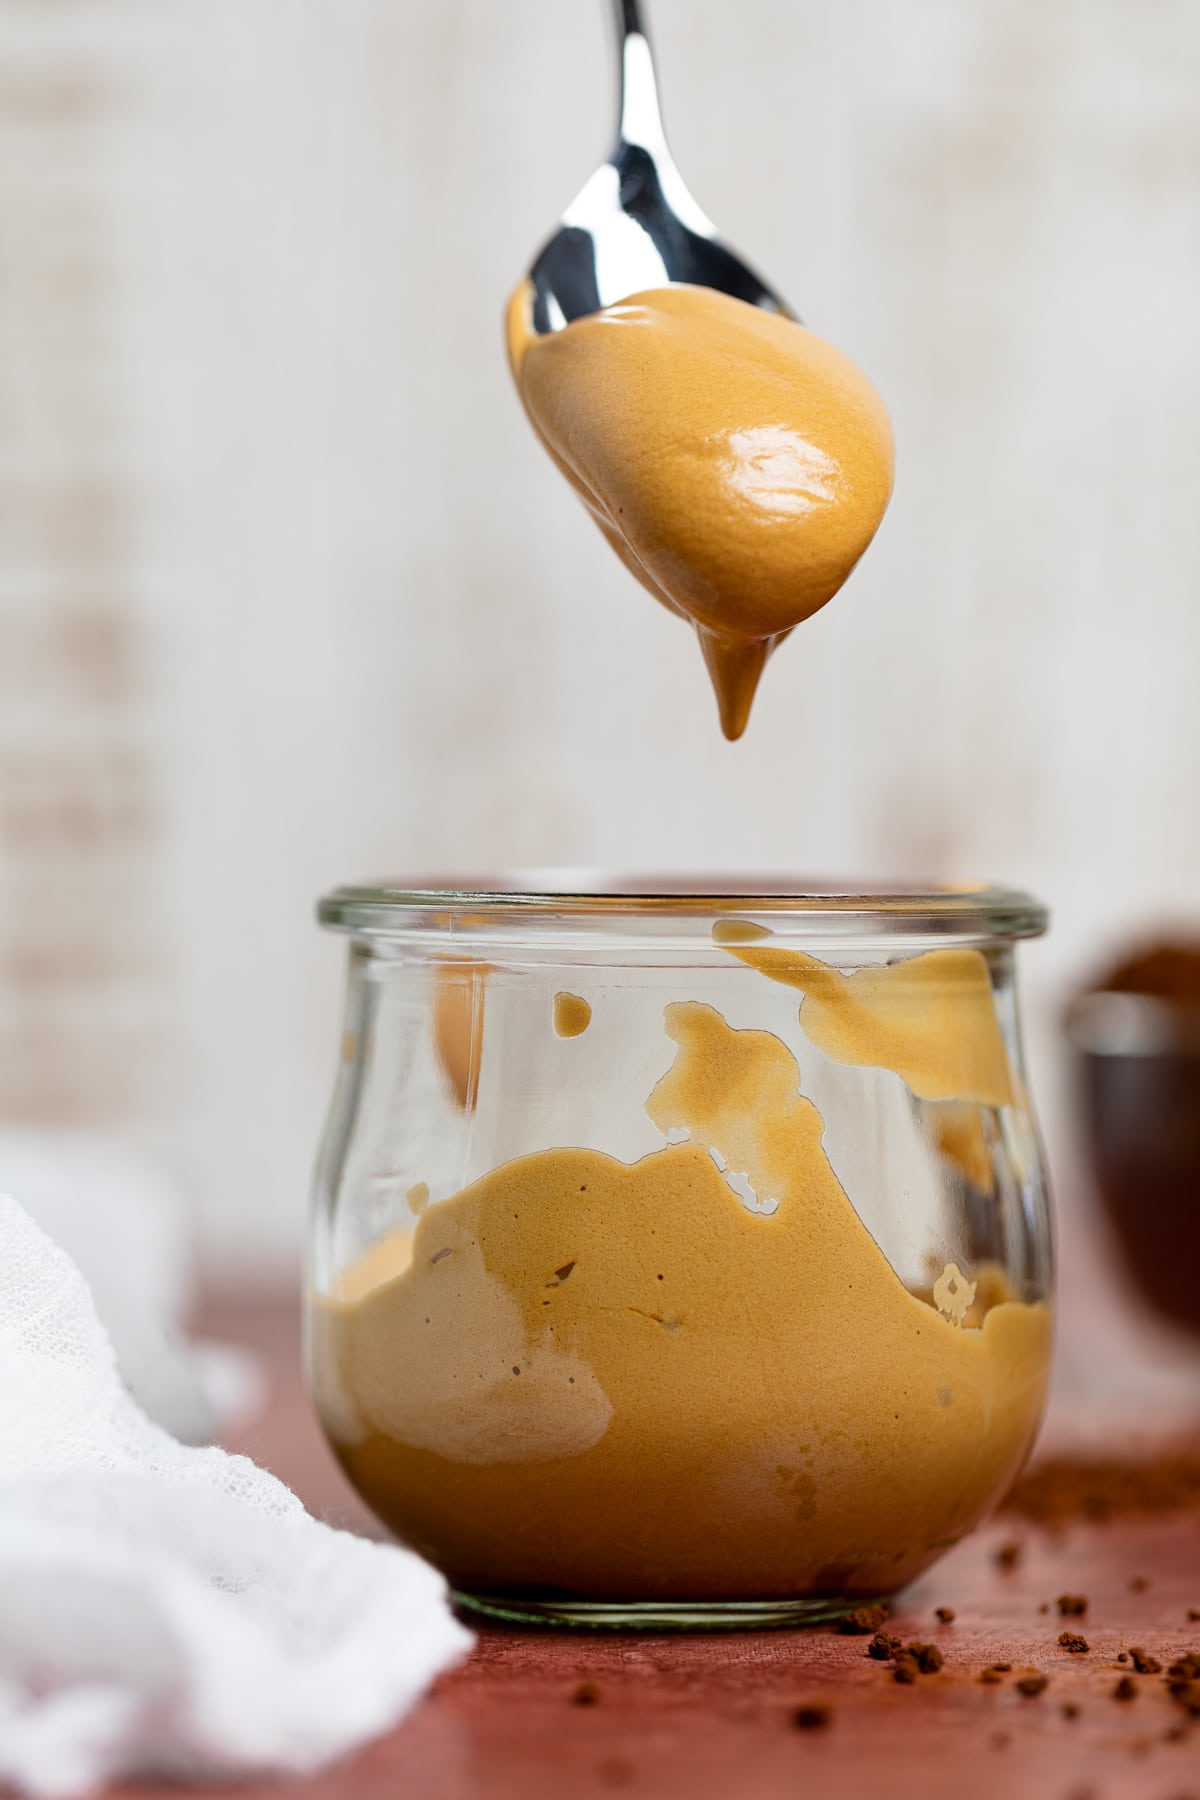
[527,0,794,336]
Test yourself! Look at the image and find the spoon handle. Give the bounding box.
[610,0,667,150]
[613,0,647,30]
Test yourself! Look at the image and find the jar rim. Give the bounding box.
[317,872,1048,938]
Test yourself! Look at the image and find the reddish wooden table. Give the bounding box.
[128,1296,1200,1800]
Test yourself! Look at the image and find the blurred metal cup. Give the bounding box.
[1067,988,1200,1336]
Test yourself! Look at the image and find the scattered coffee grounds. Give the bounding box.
[1189,1609,1200,1622]
[1061,1701,1081,1720]
[873,1637,943,1679]
[1129,1576,1150,1592]
[1037,1603,1049,1615]
[838,1603,891,1636]
[1097,942,1200,999]
[994,1539,1024,1569]
[1129,1647,1162,1674]
[1113,1676,1138,1701]
[1015,1673,1049,1697]
[1058,1633,1089,1654]
[573,1681,603,1706]
[1168,1680,1200,1717]
[1002,1448,1200,1523]
[1117,1652,1129,1663]
[1163,1722,1190,1742]
[1166,1654,1200,1717]
[934,1606,956,1623]
[792,1703,832,1731]
[978,1667,1006,1685]
[1057,1594,1089,1616]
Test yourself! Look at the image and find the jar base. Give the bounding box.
[453,1591,889,1632]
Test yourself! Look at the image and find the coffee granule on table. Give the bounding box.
[838,1603,890,1635]
[994,1539,1024,1569]
[1189,1608,1200,1622]
[876,1639,943,1680]
[1129,1575,1150,1592]
[1168,1680,1200,1717]
[978,1667,1006,1685]
[573,1681,603,1706]
[1113,1676,1138,1701]
[1061,1701,1081,1720]
[1015,1673,1049,1697]
[934,1606,955,1623]
[1117,1652,1129,1663]
[792,1703,832,1731]
[1057,1594,1089,1616]
[1166,1655,1200,1716]
[1129,1647,1162,1674]
[1058,1633,1090,1654]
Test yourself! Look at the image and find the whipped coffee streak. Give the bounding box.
[507,282,894,738]
[313,970,1048,1603]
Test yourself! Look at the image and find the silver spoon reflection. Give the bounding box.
[525,0,794,336]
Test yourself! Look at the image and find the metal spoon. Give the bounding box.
[526,0,795,336]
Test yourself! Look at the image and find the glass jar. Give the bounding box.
[306,877,1052,1630]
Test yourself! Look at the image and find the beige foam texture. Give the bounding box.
[312,1002,1048,1602]
[713,920,1015,1105]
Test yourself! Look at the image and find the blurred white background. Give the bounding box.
[2,0,1198,1276]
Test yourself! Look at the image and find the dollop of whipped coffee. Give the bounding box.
[312,988,1047,1603]
[507,282,894,738]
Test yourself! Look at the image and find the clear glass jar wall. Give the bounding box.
[306,879,1052,1630]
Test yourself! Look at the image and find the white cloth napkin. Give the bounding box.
[0,1130,259,1444]
[0,1194,472,1798]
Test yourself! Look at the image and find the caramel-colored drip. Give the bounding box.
[712,920,1014,1105]
[506,281,894,739]
[930,1103,995,1193]
[553,992,592,1039]
[432,960,489,1111]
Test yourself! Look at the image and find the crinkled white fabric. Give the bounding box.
[0,1195,472,1798]
[0,1131,257,1443]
